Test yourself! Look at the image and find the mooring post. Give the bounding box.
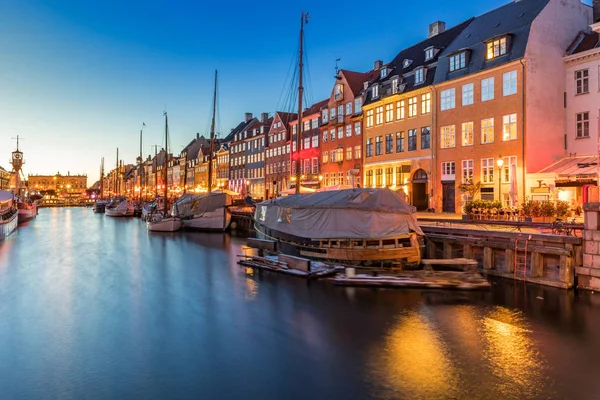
[483,247,493,269]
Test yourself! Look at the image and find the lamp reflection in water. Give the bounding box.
[369,311,459,399]
[482,306,547,398]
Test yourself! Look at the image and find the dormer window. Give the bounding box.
[380,68,388,79]
[363,81,369,90]
[486,37,507,60]
[392,77,399,94]
[403,59,413,69]
[334,83,344,101]
[449,51,467,72]
[424,47,435,61]
[372,84,379,99]
[414,68,425,85]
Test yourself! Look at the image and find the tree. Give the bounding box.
[457,180,481,200]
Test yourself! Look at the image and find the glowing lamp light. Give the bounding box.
[496,157,504,168]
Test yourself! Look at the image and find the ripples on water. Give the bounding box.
[1,208,600,399]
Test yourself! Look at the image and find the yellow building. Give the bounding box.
[29,172,88,197]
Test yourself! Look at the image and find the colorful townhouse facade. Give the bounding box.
[265,111,296,198]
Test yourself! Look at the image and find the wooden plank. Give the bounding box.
[483,247,493,270]
[278,254,311,272]
[247,238,277,252]
[421,258,478,265]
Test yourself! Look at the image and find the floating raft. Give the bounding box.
[238,254,342,279]
[330,270,490,290]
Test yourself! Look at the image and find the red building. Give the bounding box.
[265,111,297,198]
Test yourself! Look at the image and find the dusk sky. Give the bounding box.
[1,0,589,184]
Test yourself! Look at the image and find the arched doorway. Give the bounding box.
[411,169,428,211]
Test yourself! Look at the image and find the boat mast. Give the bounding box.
[115,147,119,196]
[164,112,169,214]
[100,157,104,200]
[139,122,145,202]
[295,12,308,195]
[208,70,218,193]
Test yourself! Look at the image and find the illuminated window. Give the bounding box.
[375,106,384,125]
[502,114,517,141]
[396,100,405,120]
[486,37,507,59]
[462,122,473,146]
[481,118,494,144]
[440,125,456,149]
[385,103,394,122]
[481,158,494,183]
[408,97,417,117]
[421,93,431,114]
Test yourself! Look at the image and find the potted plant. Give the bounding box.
[555,200,570,218]
[540,200,556,222]
[522,199,540,222]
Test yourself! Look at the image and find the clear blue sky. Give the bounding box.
[0,0,585,184]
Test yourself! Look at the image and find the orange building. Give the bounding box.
[320,69,376,188]
[265,111,296,198]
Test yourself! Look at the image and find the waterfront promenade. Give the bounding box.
[1,208,600,399]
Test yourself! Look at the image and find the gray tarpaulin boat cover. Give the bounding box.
[256,188,423,239]
[173,192,231,217]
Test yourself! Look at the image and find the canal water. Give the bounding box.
[1,208,599,399]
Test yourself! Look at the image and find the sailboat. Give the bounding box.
[174,70,232,231]
[105,149,135,217]
[11,137,37,223]
[93,157,108,213]
[147,112,182,232]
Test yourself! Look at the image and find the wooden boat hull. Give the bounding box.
[147,216,182,232]
[0,211,18,239]
[18,207,36,222]
[105,207,134,217]
[182,207,231,231]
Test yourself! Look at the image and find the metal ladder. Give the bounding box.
[514,236,531,279]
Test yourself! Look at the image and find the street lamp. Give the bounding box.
[497,156,504,203]
[318,174,323,189]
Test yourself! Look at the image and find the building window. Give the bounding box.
[396,100,405,120]
[380,68,388,79]
[334,83,344,101]
[462,83,473,106]
[330,129,336,141]
[303,120,310,132]
[575,69,589,95]
[481,77,494,101]
[312,158,318,174]
[366,170,373,187]
[372,85,379,99]
[303,137,310,150]
[355,98,362,113]
[312,135,319,147]
[338,105,343,120]
[323,130,328,143]
[385,103,394,122]
[503,70,517,96]
[303,159,310,175]
[502,114,517,141]
[462,122,474,146]
[502,156,517,183]
[354,122,361,136]
[576,112,590,138]
[330,107,336,120]
[440,125,456,149]
[481,158,494,183]
[346,102,353,116]
[366,138,373,157]
[415,68,425,84]
[312,118,318,129]
[421,93,431,114]
[440,88,455,110]
[385,167,393,186]
[408,97,418,117]
[385,133,393,154]
[481,118,494,144]
[486,37,507,59]
[355,145,361,160]
[449,52,466,72]
[462,160,474,183]
[396,132,404,153]
[323,151,328,164]
[441,162,456,180]
[346,147,353,160]
[375,168,383,187]
[391,77,399,94]
[322,109,329,123]
[408,129,417,151]
[376,106,384,125]
[366,110,374,128]
[346,125,352,137]
[421,126,431,149]
[375,136,383,156]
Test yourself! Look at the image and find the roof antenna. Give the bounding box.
[334,58,341,79]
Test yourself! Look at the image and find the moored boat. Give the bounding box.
[173,192,232,231]
[0,191,18,239]
[17,200,37,222]
[105,199,135,217]
[93,200,108,213]
[253,188,423,267]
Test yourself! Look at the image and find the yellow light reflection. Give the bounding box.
[244,277,258,300]
[369,312,459,399]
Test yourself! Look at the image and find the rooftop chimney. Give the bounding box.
[196,132,199,139]
[374,60,383,70]
[261,112,269,123]
[245,112,253,122]
[594,0,600,24]
[428,21,446,38]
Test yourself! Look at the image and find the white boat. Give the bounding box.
[105,200,135,217]
[174,192,232,231]
[17,201,37,222]
[0,191,18,239]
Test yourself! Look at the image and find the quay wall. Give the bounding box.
[580,203,600,290]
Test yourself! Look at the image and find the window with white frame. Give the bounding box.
[376,106,384,125]
[302,159,310,175]
[421,93,431,114]
[354,98,362,113]
[354,122,361,136]
[441,161,456,180]
[355,145,361,159]
[502,156,517,182]
[366,110,374,128]
[385,103,394,123]
[440,125,456,149]
[346,102,353,116]
[323,130,328,142]
[486,37,507,59]
[481,118,494,144]
[415,68,425,84]
[408,97,417,117]
[503,70,517,96]
[481,77,494,101]
[392,77,399,94]
[502,114,517,141]
[311,118,318,129]
[396,100,405,120]
[441,88,455,110]
[408,129,417,151]
[345,125,352,137]
[576,69,589,94]
[576,112,589,138]
[462,83,474,106]
[449,52,466,72]
[337,105,343,119]
[303,137,310,150]
[375,136,382,156]
[462,122,473,146]
[330,129,336,141]
[322,109,329,123]
[330,107,336,119]
[337,127,343,139]
[303,120,310,132]
[312,135,318,148]
[312,157,318,174]
[372,85,379,99]
[462,160,474,183]
[346,147,352,160]
[380,68,388,79]
[323,151,328,164]
[481,158,494,183]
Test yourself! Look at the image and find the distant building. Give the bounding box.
[0,166,9,190]
[29,172,88,197]
[265,111,296,198]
